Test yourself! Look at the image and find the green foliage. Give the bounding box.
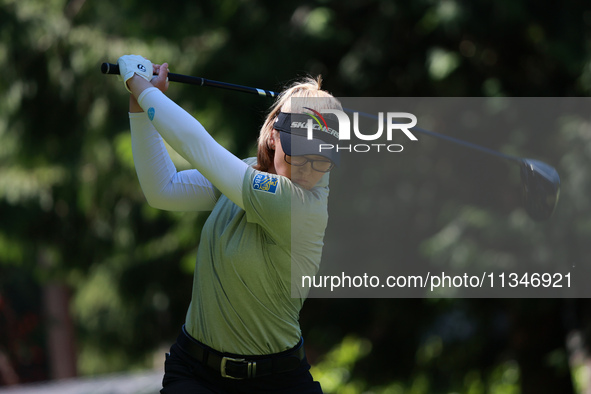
[311,335,372,393]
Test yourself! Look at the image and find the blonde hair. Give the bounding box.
[255,76,342,172]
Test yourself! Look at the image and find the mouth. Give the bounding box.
[292,178,310,188]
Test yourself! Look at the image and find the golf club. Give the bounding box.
[101,62,276,97]
[101,62,560,220]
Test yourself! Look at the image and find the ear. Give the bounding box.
[270,131,279,150]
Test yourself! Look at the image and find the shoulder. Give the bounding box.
[241,163,328,222]
[243,157,258,166]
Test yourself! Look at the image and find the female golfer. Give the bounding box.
[118,55,341,393]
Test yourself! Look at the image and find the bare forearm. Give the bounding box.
[128,69,168,113]
[129,94,143,113]
[127,75,154,102]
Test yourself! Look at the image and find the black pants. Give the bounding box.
[161,342,323,393]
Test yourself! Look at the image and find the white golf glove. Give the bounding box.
[117,55,153,93]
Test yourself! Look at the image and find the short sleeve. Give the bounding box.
[241,165,329,246]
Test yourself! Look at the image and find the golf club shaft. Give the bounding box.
[350,109,521,163]
[102,62,521,163]
[101,63,277,98]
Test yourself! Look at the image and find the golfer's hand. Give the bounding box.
[117,55,153,93]
[151,63,169,93]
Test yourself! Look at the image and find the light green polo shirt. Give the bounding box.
[185,158,329,355]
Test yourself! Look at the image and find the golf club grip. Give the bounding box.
[100,62,277,97]
[101,62,206,86]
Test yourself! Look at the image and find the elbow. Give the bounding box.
[143,192,174,211]
[145,199,179,211]
[144,197,164,210]
[137,180,176,210]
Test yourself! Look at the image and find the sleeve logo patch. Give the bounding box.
[252,174,279,194]
[148,107,155,121]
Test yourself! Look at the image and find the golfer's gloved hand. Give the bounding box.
[117,55,153,93]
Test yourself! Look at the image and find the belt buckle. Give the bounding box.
[220,356,257,379]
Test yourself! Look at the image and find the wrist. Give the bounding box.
[129,93,143,113]
[127,74,154,98]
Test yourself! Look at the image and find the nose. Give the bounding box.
[293,161,313,178]
[300,162,314,175]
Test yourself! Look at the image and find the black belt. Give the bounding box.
[176,325,305,380]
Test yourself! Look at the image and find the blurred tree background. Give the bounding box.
[1,0,591,392]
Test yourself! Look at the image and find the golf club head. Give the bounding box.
[519,159,560,221]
